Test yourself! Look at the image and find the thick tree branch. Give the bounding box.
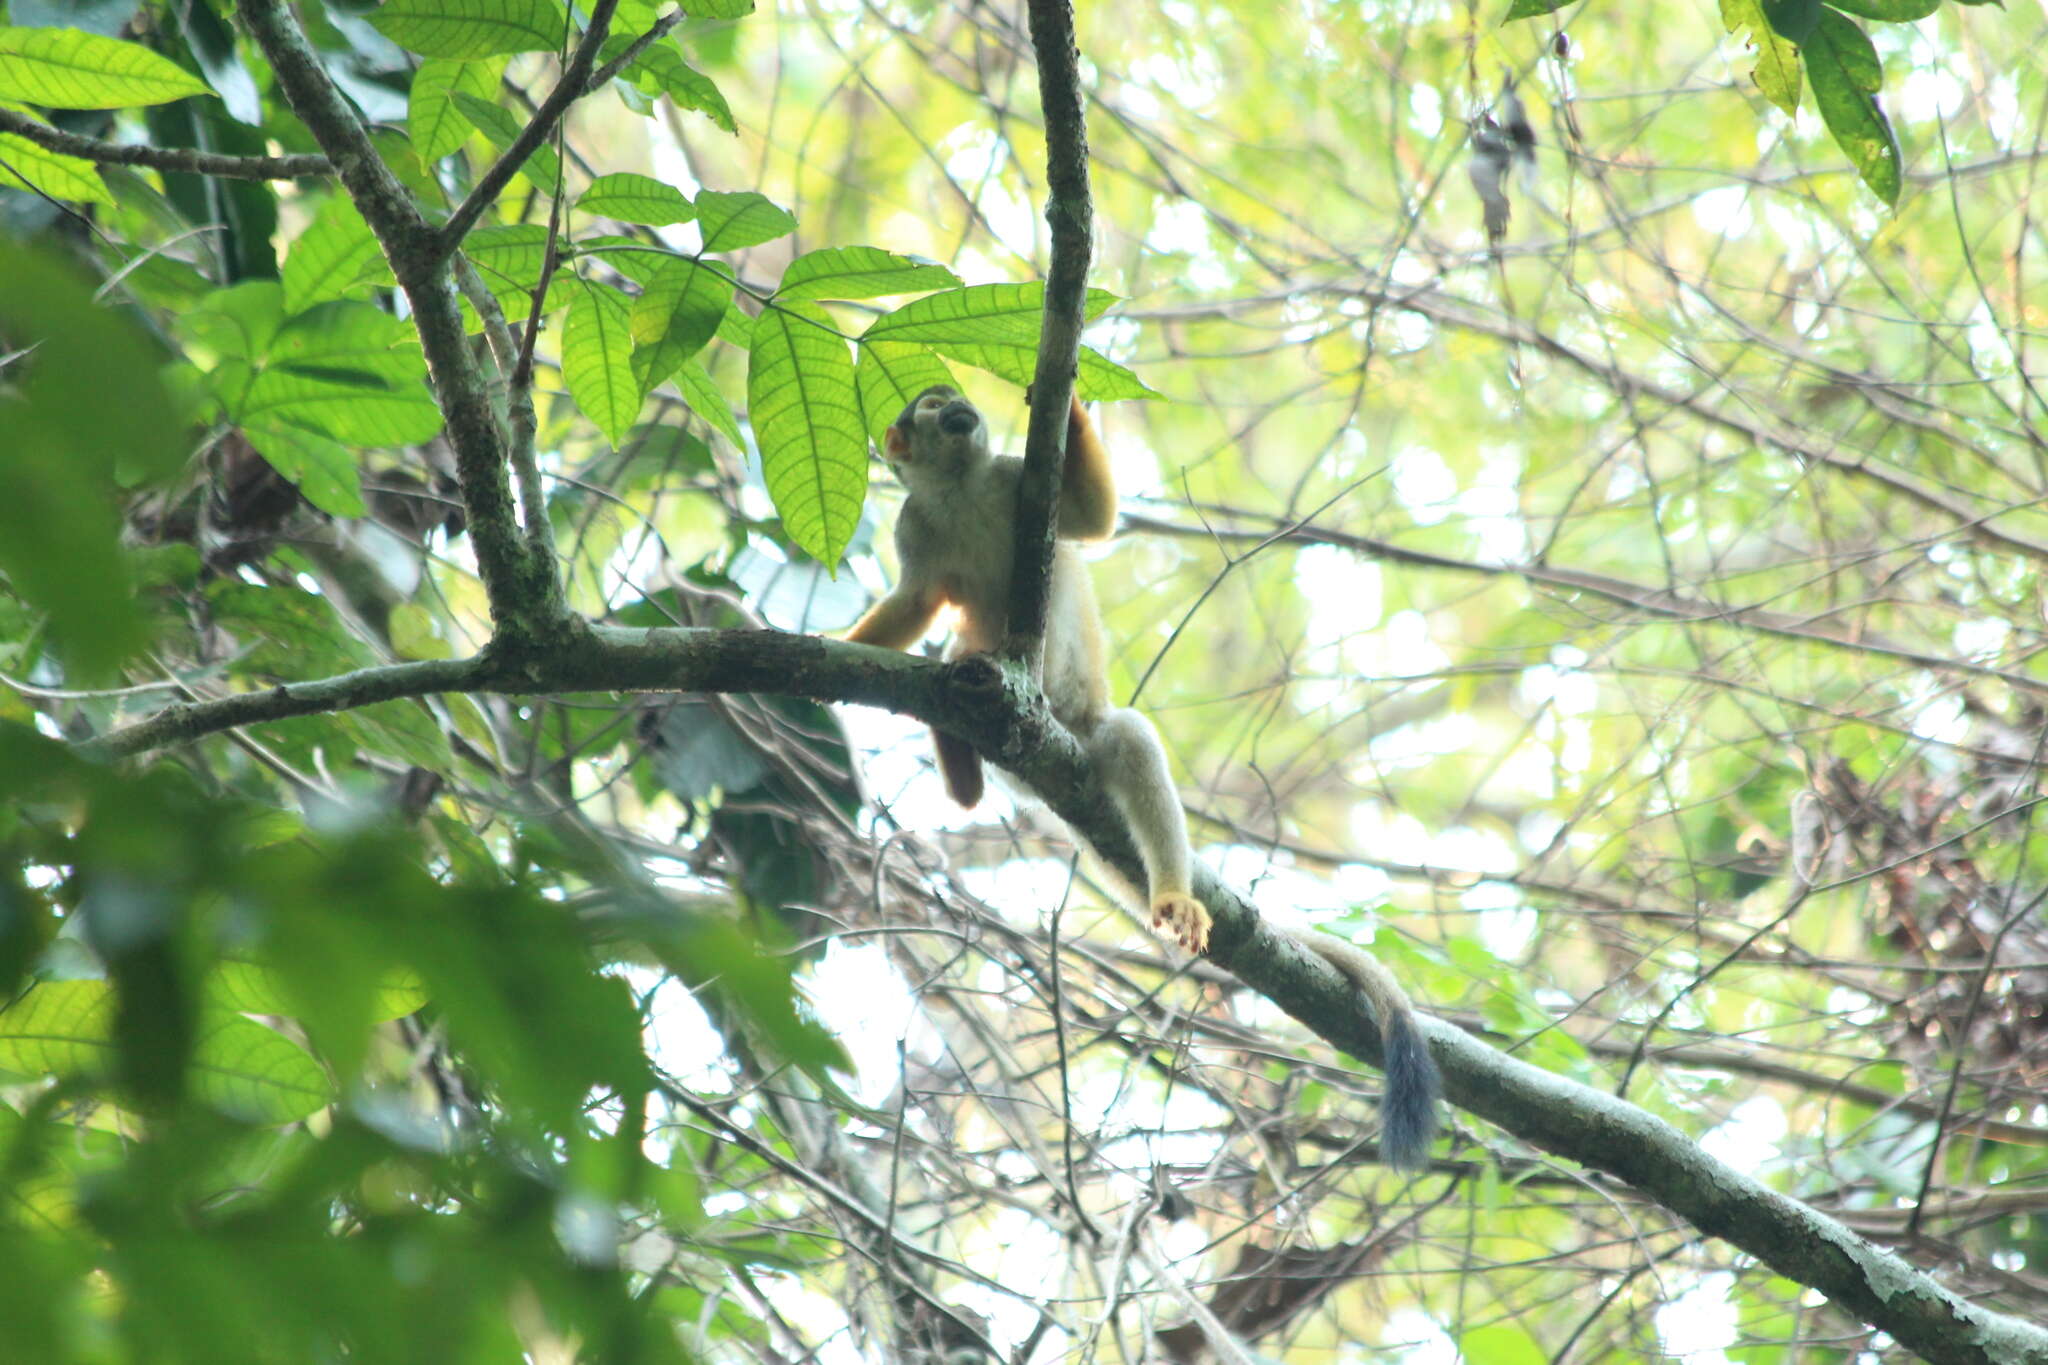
[0,107,331,180]
[1003,0,1093,669]
[82,628,958,763]
[237,0,565,640]
[75,618,2048,1360]
[1193,894,2048,1365]
[434,0,619,260]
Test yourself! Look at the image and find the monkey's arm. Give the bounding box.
[1055,395,1118,541]
[845,584,941,650]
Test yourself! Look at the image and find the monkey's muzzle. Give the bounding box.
[938,400,978,435]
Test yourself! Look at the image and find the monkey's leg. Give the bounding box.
[1087,710,1210,954]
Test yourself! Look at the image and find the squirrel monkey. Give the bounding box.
[848,386,1440,1168]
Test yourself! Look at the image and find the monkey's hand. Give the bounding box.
[1151,893,1212,955]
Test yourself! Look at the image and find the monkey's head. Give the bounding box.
[883,385,989,485]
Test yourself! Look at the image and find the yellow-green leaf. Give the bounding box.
[281,196,393,314]
[0,980,333,1124]
[369,0,567,59]
[191,1010,334,1123]
[463,222,551,302]
[864,281,1118,343]
[578,172,695,225]
[0,130,109,204]
[0,27,212,108]
[601,37,736,133]
[208,960,429,1023]
[748,301,865,565]
[390,602,451,658]
[1457,1324,1546,1365]
[0,979,117,1079]
[854,338,954,444]
[1721,0,1801,114]
[673,358,744,447]
[452,91,559,194]
[778,247,961,303]
[565,277,641,447]
[629,256,732,389]
[696,190,795,252]
[242,419,367,518]
[408,57,501,162]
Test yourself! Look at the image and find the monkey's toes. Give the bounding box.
[1150,893,1212,955]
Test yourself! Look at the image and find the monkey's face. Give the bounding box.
[883,385,988,481]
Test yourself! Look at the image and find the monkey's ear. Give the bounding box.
[884,424,912,461]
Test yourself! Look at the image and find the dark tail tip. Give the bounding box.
[1379,1010,1442,1171]
[934,730,984,808]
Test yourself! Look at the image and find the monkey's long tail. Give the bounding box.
[1378,1007,1442,1172]
[933,729,984,808]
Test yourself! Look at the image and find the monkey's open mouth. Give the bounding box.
[938,401,978,435]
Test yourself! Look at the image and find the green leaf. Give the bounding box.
[241,419,367,518]
[369,0,568,59]
[717,306,754,349]
[0,980,118,1080]
[854,339,955,444]
[0,26,212,107]
[577,172,695,226]
[572,235,652,279]
[451,91,560,194]
[663,360,745,446]
[0,129,109,203]
[672,358,745,447]
[281,196,394,315]
[271,304,442,441]
[1502,0,1573,16]
[390,601,453,659]
[641,47,736,132]
[1804,9,1901,205]
[1457,1323,1547,1365]
[210,958,424,1023]
[777,247,962,303]
[463,222,551,302]
[0,241,183,674]
[696,190,796,252]
[176,277,285,364]
[168,0,259,124]
[629,256,733,389]
[864,281,1118,343]
[189,290,444,448]
[565,277,642,447]
[191,1010,334,1123]
[861,284,1148,398]
[1760,0,1821,40]
[372,125,447,207]
[748,302,865,565]
[351,699,454,771]
[408,57,502,162]
[1822,0,1938,18]
[687,0,755,15]
[0,980,333,1124]
[1721,0,1802,113]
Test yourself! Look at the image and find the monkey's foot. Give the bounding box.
[1151,893,1212,956]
